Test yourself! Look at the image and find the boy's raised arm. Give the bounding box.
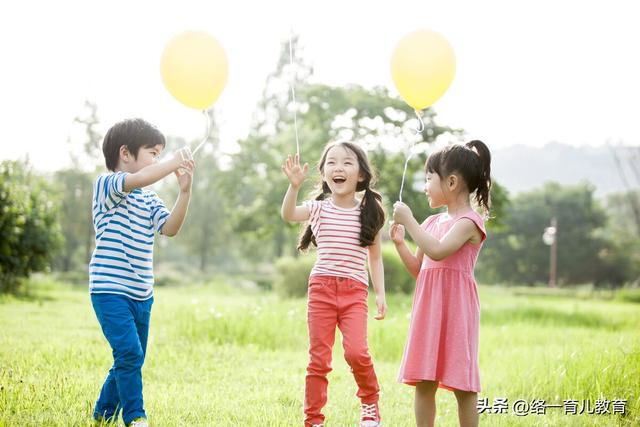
[123,148,192,193]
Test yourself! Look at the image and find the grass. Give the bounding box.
[0,276,638,426]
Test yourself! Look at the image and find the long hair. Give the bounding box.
[425,140,492,216]
[298,141,385,251]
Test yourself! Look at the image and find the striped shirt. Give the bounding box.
[89,171,170,300]
[304,198,369,286]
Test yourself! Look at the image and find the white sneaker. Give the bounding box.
[360,402,381,427]
[128,418,148,427]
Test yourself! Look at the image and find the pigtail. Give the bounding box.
[359,187,385,246]
[297,182,330,251]
[466,140,492,215]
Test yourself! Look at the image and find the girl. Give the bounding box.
[390,140,491,427]
[281,142,387,427]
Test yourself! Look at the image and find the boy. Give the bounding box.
[89,118,194,427]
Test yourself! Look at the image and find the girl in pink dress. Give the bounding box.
[390,140,492,427]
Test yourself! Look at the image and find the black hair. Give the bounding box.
[298,141,385,251]
[425,140,492,215]
[102,118,166,171]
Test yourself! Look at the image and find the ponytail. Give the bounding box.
[359,187,385,246]
[465,140,492,216]
[297,182,329,251]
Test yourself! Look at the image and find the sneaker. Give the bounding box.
[360,402,381,427]
[311,425,324,427]
[128,418,148,427]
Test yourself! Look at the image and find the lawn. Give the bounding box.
[1,276,638,426]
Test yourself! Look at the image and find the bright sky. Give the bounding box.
[1,0,639,171]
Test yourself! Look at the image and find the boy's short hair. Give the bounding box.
[102,118,166,171]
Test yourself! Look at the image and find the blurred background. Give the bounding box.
[1,1,639,425]
[1,0,638,293]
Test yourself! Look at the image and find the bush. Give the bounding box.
[0,160,62,293]
[381,243,416,294]
[273,253,316,298]
[616,287,640,304]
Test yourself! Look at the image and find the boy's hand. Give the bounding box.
[393,201,414,226]
[173,146,194,172]
[389,222,405,245]
[374,295,387,320]
[175,158,195,193]
[282,154,308,189]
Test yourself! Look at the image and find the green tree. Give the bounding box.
[0,160,62,293]
[160,111,235,272]
[478,182,608,286]
[52,100,103,273]
[221,36,463,260]
[594,190,640,286]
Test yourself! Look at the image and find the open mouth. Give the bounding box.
[333,177,346,184]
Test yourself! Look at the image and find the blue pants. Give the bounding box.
[91,293,153,425]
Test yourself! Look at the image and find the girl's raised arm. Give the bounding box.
[281,154,310,222]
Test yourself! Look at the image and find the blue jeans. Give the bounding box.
[91,293,153,425]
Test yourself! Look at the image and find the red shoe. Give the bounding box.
[360,402,381,427]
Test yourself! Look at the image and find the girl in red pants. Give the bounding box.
[281,141,387,427]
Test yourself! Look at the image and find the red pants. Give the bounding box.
[304,275,380,426]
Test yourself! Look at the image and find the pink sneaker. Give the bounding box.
[360,402,381,427]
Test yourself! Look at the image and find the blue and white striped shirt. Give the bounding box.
[89,171,170,300]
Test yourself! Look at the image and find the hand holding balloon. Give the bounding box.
[173,146,193,176]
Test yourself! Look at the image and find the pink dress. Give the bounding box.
[398,211,486,392]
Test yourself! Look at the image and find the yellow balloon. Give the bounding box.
[391,29,456,110]
[160,31,228,110]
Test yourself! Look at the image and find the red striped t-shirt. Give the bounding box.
[304,198,369,286]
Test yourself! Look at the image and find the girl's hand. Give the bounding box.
[389,222,405,245]
[374,295,387,320]
[175,159,195,193]
[281,154,309,189]
[393,201,414,225]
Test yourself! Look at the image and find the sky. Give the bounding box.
[1,0,639,171]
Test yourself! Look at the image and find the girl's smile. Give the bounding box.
[322,146,363,196]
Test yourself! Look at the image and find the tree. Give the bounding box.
[595,190,640,286]
[159,111,235,272]
[478,182,609,286]
[221,36,465,260]
[52,100,103,272]
[0,160,62,293]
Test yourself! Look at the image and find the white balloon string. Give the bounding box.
[398,110,425,202]
[192,109,211,155]
[289,33,300,157]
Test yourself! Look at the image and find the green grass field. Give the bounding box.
[1,276,638,426]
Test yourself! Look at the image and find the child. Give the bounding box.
[390,140,491,427]
[89,118,195,427]
[281,142,387,427]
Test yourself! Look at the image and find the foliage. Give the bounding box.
[273,253,316,298]
[381,243,416,294]
[0,160,62,293]
[478,182,610,286]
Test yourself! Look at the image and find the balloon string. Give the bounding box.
[398,110,425,202]
[289,33,300,156]
[192,109,211,155]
